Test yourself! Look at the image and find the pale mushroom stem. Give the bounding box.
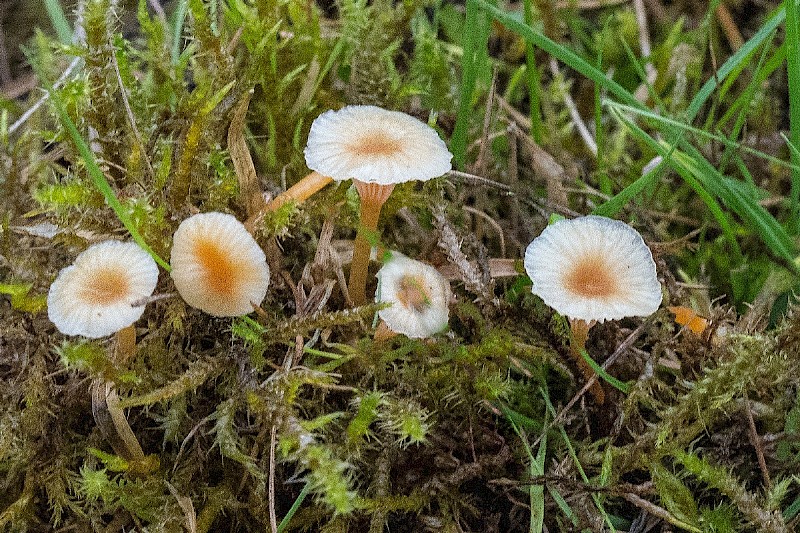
[568,318,605,405]
[374,320,398,342]
[349,180,395,306]
[244,171,333,234]
[91,325,149,470]
[115,323,137,363]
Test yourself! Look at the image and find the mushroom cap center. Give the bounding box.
[397,275,431,313]
[347,132,402,158]
[194,238,236,296]
[78,266,131,305]
[563,255,618,299]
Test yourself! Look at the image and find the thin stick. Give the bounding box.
[269,425,278,533]
[744,392,772,490]
[463,205,506,256]
[548,58,597,156]
[111,44,154,180]
[622,492,702,532]
[9,57,81,135]
[716,3,744,52]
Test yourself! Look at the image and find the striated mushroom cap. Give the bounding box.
[524,215,661,323]
[376,253,450,338]
[170,212,270,317]
[304,105,452,186]
[47,241,159,338]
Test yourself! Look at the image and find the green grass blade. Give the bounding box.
[451,0,488,166]
[606,106,742,259]
[171,0,189,66]
[475,0,642,110]
[594,30,611,195]
[530,420,547,533]
[786,0,800,230]
[679,142,796,263]
[719,30,775,173]
[276,482,312,533]
[717,43,784,130]
[522,0,542,143]
[31,62,170,271]
[44,0,73,44]
[507,409,545,533]
[686,5,784,121]
[548,486,579,527]
[540,389,615,530]
[579,350,630,394]
[605,102,800,173]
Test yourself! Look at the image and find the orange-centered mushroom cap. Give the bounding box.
[303,105,453,186]
[376,253,451,338]
[524,216,661,322]
[47,241,159,338]
[170,212,270,317]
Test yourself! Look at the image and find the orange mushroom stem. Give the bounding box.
[349,180,395,306]
[568,318,605,405]
[245,171,333,234]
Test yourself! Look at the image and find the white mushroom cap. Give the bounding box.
[524,215,661,323]
[304,105,453,186]
[376,253,450,338]
[170,212,270,317]
[47,241,159,338]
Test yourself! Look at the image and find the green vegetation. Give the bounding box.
[3,0,800,530]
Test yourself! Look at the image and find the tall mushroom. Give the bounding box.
[304,105,452,306]
[524,215,662,404]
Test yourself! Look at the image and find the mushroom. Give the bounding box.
[47,240,159,470]
[375,253,451,339]
[170,212,270,317]
[303,105,453,306]
[47,240,159,338]
[524,215,662,404]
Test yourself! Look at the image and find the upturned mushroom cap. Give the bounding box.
[376,253,450,338]
[47,241,159,338]
[303,105,453,186]
[524,215,661,323]
[170,212,270,317]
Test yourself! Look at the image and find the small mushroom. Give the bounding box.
[47,240,159,338]
[170,212,270,317]
[375,253,451,339]
[524,215,662,403]
[48,240,159,469]
[304,105,453,306]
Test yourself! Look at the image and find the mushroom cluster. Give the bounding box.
[45,101,664,462]
[304,105,453,306]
